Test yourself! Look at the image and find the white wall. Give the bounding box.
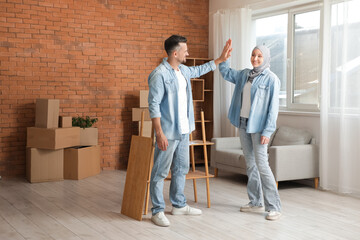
[209,0,321,143]
[209,0,260,13]
[209,0,319,13]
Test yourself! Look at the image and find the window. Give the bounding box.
[255,5,321,110]
[255,14,287,107]
[293,10,320,106]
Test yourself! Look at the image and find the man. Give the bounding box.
[148,35,231,227]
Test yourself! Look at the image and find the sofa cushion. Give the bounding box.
[271,126,312,146]
[267,127,279,152]
[215,149,247,169]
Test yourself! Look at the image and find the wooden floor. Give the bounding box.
[1,170,360,240]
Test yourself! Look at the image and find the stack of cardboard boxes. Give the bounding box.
[26,99,100,183]
[63,126,100,180]
[132,90,152,137]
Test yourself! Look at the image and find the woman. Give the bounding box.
[219,39,282,220]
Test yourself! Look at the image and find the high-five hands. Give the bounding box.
[214,39,233,65]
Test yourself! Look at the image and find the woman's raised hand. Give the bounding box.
[222,39,233,60]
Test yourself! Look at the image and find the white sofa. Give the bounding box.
[210,126,319,188]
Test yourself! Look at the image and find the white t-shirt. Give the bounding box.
[175,69,189,134]
[240,81,252,118]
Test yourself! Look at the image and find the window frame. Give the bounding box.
[253,3,323,112]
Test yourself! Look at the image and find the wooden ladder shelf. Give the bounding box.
[186,110,214,207]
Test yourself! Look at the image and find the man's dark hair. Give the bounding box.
[164,35,187,56]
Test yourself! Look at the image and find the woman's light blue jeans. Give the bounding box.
[150,134,189,215]
[239,117,281,212]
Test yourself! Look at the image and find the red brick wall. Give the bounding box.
[0,0,209,178]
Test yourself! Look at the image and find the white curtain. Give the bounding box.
[212,8,253,137]
[320,0,360,196]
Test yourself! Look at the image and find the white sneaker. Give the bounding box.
[266,211,282,221]
[171,205,202,215]
[151,212,170,227]
[240,203,265,213]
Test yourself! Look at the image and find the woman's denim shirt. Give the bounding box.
[219,60,280,138]
[148,58,216,140]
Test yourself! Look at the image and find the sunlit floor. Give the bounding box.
[1,169,360,240]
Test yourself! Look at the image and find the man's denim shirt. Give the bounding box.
[219,60,280,138]
[148,58,216,140]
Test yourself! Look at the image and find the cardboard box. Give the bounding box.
[35,99,60,128]
[139,120,152,137]
[59,116,72,128]
[140,90,149,108]
[64,145,101,180]
[80,128,98,146]
[26,148,64,183]
[132,108,151,121]
[27,127,80,150]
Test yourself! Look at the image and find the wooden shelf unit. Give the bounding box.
[191,79,205,102]
[185,57,214,165]
[184,57,215,208]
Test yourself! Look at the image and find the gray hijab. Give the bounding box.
[248,45,271,83]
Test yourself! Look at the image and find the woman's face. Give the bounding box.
[251,48,264,68]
